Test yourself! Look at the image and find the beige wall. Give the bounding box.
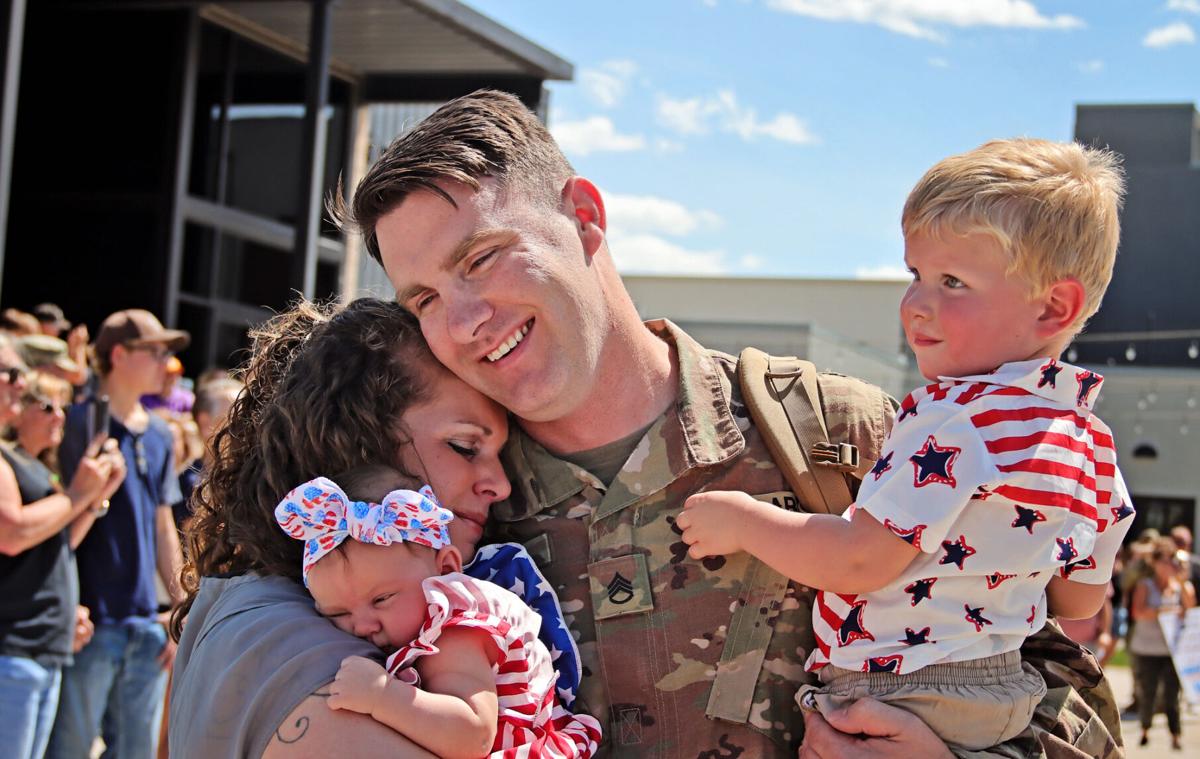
[623,275,909,358]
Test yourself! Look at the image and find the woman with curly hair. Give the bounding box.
[168,298,511,758]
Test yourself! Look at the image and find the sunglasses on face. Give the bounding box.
[128,344,174,362]
[26,396,65,415]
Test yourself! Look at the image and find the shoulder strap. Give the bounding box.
[705,348,859,725]
[735,347,855,515]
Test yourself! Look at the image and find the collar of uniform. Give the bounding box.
[492,429,589,522]
[947,358,1104,411]
[489,319,745,522]
[644,319,745,468]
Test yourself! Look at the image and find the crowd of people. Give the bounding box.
[0,303,241,759]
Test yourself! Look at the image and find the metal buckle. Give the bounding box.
[811,441,859,472]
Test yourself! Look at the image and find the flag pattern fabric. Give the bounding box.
[464,543,584,710]
[386,573,602,758]
[808,359,1134,675]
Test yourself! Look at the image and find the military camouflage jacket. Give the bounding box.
[489,320,1122,758]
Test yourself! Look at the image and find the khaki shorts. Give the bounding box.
[796,650,1047,753]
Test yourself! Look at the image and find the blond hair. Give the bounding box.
[902,138,1125,332]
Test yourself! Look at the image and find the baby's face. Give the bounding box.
[901,230,1052,380]
[307,540,438,652]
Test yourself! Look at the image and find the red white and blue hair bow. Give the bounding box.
[274,476,454,584]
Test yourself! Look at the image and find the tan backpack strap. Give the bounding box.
[736,347,854,514]
[705,349,857,725]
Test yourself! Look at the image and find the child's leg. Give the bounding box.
[797,652,1046,752]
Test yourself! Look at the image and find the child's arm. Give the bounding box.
[327,627,499,759]
[678,491,919,594]
[1045,575,1109,620]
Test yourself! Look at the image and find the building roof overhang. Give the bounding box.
[66,0,573,94]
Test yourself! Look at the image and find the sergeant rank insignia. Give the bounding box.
[606,572,635,605]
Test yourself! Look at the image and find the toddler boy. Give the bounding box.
[678,139,1134,753]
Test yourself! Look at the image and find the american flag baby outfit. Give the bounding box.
[386,573,602,758]
[807,358,1135,675]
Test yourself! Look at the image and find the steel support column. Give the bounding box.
[165,9,200,327]
[0,0,28,286]
[291,0,333,299]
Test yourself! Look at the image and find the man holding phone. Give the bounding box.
[48,310,190,759]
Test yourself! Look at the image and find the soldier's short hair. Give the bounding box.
[902,138,1125,333]
[335,89,575,266]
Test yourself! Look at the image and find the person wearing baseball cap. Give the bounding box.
[32,303,71,338]
[49,310,190,759]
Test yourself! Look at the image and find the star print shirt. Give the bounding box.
[807,359,1134,676]
[386,573,602,758]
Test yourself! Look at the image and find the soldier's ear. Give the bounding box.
[562,177,607,258]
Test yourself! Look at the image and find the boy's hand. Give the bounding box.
[678,491,761,558]
[328,655,390,715]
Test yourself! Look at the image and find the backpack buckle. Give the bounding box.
[811,442,859,472]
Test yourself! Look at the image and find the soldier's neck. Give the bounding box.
[520,323,676,456]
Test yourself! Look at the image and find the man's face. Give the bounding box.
[114,343,172,395]
[379,179,609,423]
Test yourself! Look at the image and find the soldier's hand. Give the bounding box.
[678,490,760,559]
[327,655,390,715]
[798,698,954,759]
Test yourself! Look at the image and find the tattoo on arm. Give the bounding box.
[274,716,310,745]
[273,692,330,744]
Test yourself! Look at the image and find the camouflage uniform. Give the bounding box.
[490,321,1123,758]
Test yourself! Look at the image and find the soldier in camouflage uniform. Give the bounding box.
[346,90,1124,757]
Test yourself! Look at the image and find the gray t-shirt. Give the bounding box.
[169,573,379,758]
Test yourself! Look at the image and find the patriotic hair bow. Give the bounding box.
[274,476,454,585]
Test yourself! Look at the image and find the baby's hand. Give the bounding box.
[327,655,389,715]
[678,490,760,559]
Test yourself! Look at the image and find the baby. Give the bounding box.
[678,138,1135,752]
[275,465,601,758]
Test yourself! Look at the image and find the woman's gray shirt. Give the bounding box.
[169,573,379,758]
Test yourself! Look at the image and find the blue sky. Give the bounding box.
[466,0,1200,279]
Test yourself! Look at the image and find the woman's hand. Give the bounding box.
[328,655,391,715]
[798,698,954,759]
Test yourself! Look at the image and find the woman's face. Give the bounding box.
[16,392,67,456]
[398,368,511,559]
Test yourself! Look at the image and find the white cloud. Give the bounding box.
[739,254,766,270]
[927,57,950,68]
[604,191,722,236]
[654,137,685,154]
[1075,59,1104,74]
[657,90,819,145]
[579,60,639,108]
[607,233,729,274]
[766,0,1083,42]
[1143,21,1195,47]
[602,190,728,274]
[855,264,911,280]
[550,116,646,156]
[1167,0,1200,14]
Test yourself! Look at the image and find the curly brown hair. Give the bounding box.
[171,298,435,639]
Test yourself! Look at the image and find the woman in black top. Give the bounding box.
[0,347,126,759]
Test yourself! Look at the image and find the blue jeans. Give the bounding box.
[0,655,62,759]
[47,619,168,759]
